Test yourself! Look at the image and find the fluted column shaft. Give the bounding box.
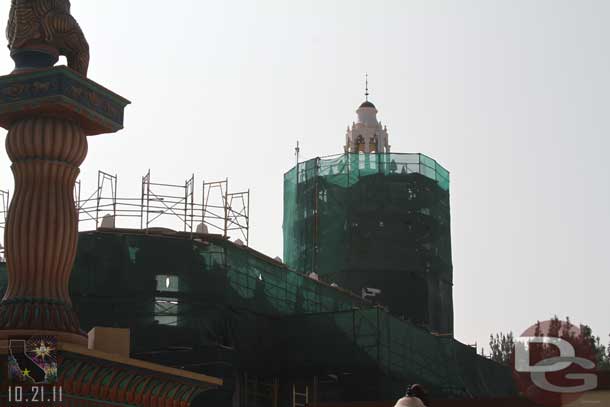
[0,117,87,341]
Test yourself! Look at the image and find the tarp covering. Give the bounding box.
[283,153,453,334]
[0,227,515,401]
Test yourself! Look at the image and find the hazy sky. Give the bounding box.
[0,0,608,353]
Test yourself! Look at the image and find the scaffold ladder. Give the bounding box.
[292,384,309,407]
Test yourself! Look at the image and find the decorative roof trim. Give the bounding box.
[59,342,223,386]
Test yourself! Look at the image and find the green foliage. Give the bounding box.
[574,320,610,370]
[489,316,610,370]
[489,332,514,366]
[593,333,608,369]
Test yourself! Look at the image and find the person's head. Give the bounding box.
[406,384,430,406]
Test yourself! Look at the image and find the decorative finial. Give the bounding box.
[6,0,90,76]
[365,73,369,101]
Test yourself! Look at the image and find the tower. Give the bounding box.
[284,95,454,335]
[344,95,390,153]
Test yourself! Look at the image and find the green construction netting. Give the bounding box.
[283,153,451,274]
[69,231,368,319]
[283,153,453,335]
[296,153,449,189]
[0,229,514,400]
[278,308,516,399]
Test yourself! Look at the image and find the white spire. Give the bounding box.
[344,82,390,153]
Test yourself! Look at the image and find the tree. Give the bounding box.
[577,323,610,370]
[606,335,610,370]
[489,332,514,366]
[488,317,610,370]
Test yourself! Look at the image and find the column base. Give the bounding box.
[0,298,85,340]
[0,329,87,346]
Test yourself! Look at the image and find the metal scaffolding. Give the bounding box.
[70,170,250,245]
[76,171,123,228]
[140,170,195,232]
[203,179,250,244]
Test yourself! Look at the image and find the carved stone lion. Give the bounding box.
[6,0,89,76]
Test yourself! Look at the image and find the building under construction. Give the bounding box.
[0,99,517,406]
[284,152,452,335]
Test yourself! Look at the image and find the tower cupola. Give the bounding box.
[344,75,390,153]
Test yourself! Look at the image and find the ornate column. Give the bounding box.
[0,1,129,345]
[0,116,87,343]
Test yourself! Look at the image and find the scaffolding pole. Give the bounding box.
[35,170,252,244]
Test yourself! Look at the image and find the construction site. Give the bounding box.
[0,99,520,406]
[0,154,517,406]
[2,0,610,404]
